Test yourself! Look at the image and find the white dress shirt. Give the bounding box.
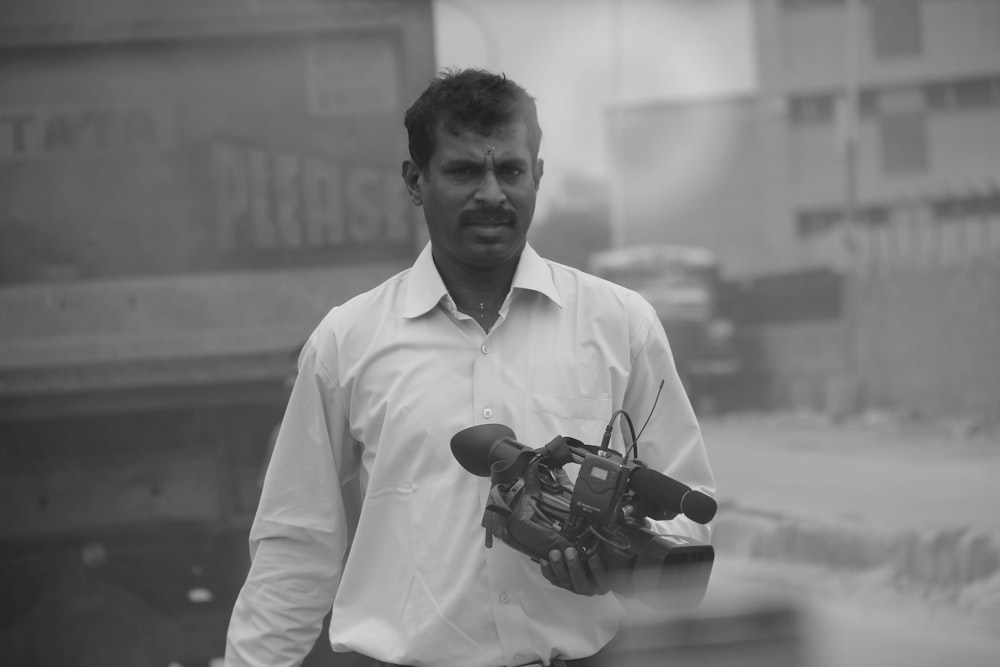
[225,243,715,667]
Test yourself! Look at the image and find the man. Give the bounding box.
[225,68,714,667]
[257,343,306,495]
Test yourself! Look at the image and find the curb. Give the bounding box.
[712,502,1000,595]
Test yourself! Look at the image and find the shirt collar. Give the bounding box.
[511,242,563,308]
[402,242,563,319]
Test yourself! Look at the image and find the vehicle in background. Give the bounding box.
[588,244,741,413]
[0,2,434,665]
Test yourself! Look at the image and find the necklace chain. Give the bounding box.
[465,298,496,321]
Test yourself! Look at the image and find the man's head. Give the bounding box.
[403,68,543,171]
[401,68,544,275]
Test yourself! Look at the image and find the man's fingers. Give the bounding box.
[540,559,556,586]
[586,550,612,596]
[564,548,592,595]
[547,549,571,589]
[543,548,610,596]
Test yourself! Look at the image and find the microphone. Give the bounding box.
[628,467,717,525]
[450,424,524,477]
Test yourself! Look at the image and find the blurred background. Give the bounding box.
[0,1,998,666]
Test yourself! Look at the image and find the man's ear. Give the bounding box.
[401,160,423,205]
[533,158,544,191]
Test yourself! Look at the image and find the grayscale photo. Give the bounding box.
[0,1,997,666]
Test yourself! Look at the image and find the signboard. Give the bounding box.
[0,30,417,283]
[0,0,412,47]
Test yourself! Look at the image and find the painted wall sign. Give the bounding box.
[304,37,401,116]
[211,141,411,253]
[0,104,175,160]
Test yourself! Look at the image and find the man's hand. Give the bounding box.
[540,547,611,596]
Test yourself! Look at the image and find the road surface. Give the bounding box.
[684,554,1000,667]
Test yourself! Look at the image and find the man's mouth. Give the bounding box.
[463,210,517,227]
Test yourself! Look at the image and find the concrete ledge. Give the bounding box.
[713,504,1000,592]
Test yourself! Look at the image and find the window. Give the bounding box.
[789,94,837,125]
[871,0,923,60]
[796,205,891,237]
[789,90,881,126]
[925,76,1000,112]
[880,111,928,175]
[781,0,842,9]
[858,90,879,117]
[932,192,1000,223]
[796,209,843,237]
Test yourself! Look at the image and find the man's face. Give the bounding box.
[403,119,543,273]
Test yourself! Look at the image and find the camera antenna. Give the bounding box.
[601,379,665,460]
[631,379,666,459]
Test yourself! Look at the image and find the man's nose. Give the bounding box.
[474,170,507,206]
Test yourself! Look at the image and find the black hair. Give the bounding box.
[403,67,542,170]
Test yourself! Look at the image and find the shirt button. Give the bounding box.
[481,344,490,354]
[482,407,493,419]
[499,591,510,604]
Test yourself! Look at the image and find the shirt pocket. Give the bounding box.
[523,393,613,446]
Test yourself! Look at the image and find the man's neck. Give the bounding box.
[432,251,520,326]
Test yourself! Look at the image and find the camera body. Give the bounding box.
[451,425,715,608]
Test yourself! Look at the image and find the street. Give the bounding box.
[671,410,1000,667]
[701,412,1000,533]
[614,553,1000,667]
[705,554,1000,667]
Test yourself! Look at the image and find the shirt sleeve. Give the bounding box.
[225,337,358,667]
[622,294,716,545]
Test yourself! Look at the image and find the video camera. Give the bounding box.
[450,419,716,608]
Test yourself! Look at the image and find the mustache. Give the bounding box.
[460,208,518,226]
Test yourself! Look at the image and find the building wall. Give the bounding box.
[616,74,1000,276]
[855,260,1000,419]
[747,256,1000,421]
[758,0,1000,271]
[614,0,1000,417]
[759,0,1000,418]
[761,0,1000,91]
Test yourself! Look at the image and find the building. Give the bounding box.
[615,0,1000,277]
[612,0,1000,417]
